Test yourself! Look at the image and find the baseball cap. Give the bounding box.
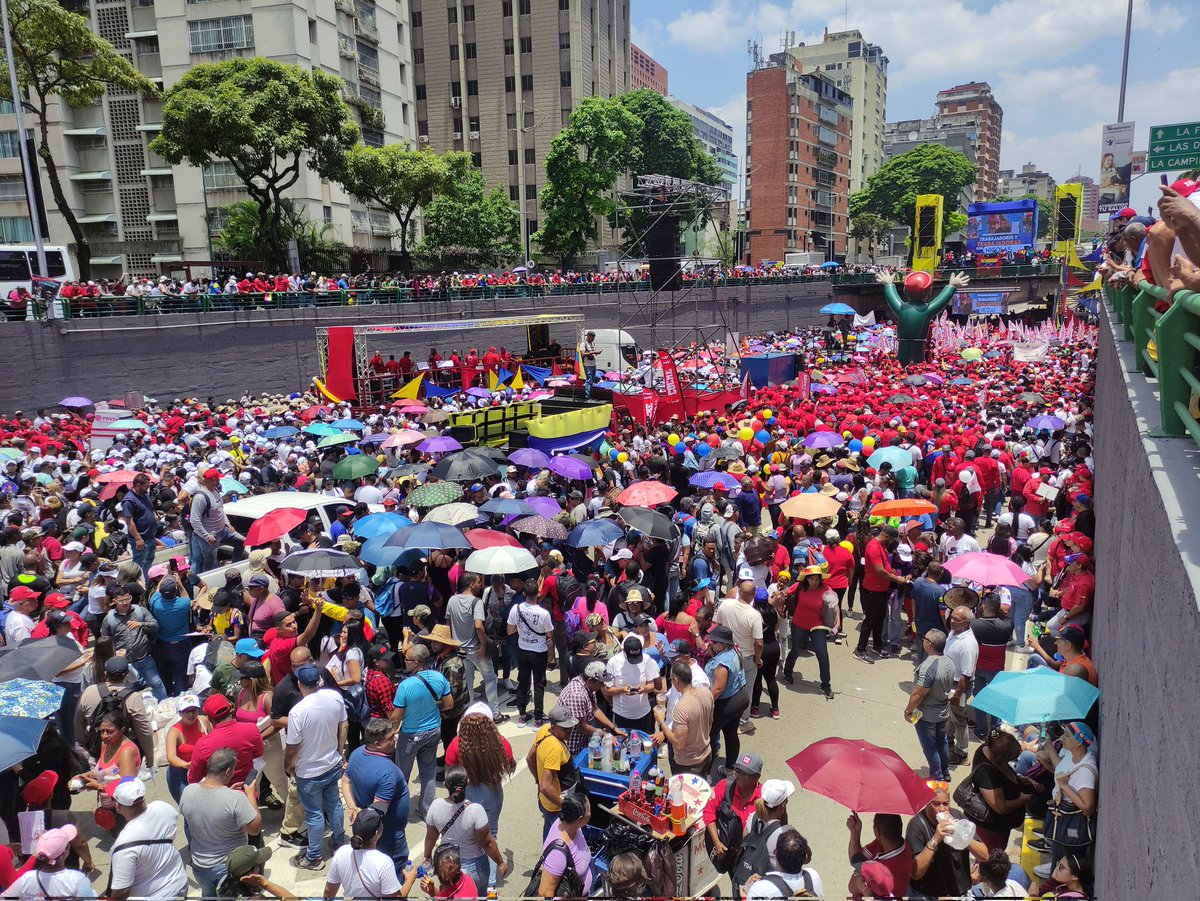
[1169,178,1199,199]
[112,778,145,806]
[104,656,130,677]
[34,825,77,864]
[824,528,840,542]
[548,705,579,729]
[203,694,232,718]
[665,638,692,659]
[63,541,86,553]
[247,574,270,589]
[1053,623,1087,646]
[178,693,201,711]
[238,661,267,680]
[611,548,633,561]
[226,845,273,881]
[759,779,795,807]
[1075,493,1092,506]
[9,586,39,602]
[296,663,322,686]
[235,637,264,658]
[622,635,644,658]
[203,467,221,480]
[367,646,394,662]
[1117,206,1137,218]
[854,860,895,897]
[708,625,735,645]
[732,752,764,775]
[583,661,612,682]
[43,591,70,610]
[736,564,755,582]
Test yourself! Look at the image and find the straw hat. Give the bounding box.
[427,623,461,647]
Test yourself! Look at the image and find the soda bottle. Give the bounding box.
[629,769,642,802]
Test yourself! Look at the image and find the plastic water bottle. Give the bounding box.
[588,735,602,770]
[601,734,614,772]
[629,769,642,801]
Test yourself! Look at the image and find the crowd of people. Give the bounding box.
[0,296,1103,900]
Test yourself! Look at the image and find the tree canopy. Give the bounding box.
[151,58,359,270]
[214,199,348,275]
[849,144,976,234]
[848,212,893,261]
[416,167,520,270]
[0,0,157,278]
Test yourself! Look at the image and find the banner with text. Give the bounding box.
[1098,121,1135,214]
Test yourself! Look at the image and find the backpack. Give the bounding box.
[793,541,828,573]
[482,587,507,644]
[372,577,401,618]
[704,780,745,874]
[761,872,819,898]
[732,819,785,888]
[85,683,138,759]
[553,569,581,615]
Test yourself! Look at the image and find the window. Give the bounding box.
[559,0,569,8]
[398,62,406,84]
[449,44,458,60]
[188,15,255,53]
[413,47,424,63]
[525,183,537,199]
[472,152,481,167]
[523,110,533,128]
[469,117,479,130]
[307,18,316,43]
[203,160,242,190]
[518,0,530,14]
[447,6,456,23]
[561,109,569,125]
[524,147,535,163]
[0,217,32,243]
[0,176,23,200]
[465,43,476,59]
[453,118,462,132]
[817,125,838,145]
[504,76,515,93]
[410,10,421,26]
[463,5,474,21]
[509,185,519,200]
[450,81,461,97]
[0,100,12,114]
[467,80,478,96]
[417,119,427,134]
[559,71,571,87]
[504,38,513,55]
[361,127,382,147]
[323,205,333,224]
[502,0,511,16]
[520,36,532,53]
[415,83,426,100]
[401,103,409,124]
[0,131,19,158]
[508,149,518,165]
[357,41,379,71]
[506,113,516,129]
[559,31,570,49]
[526,218,537,234]
[521,73,533,91]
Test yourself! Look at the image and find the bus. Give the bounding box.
[0,244,75,302]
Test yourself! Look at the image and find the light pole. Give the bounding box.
[1116,0,1134,122]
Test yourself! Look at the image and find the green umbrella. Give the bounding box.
[0,448,24,460]
[333,455,381,480]
[317,431,360,448]
[220,477,249,495]
[407,481,464,507]
[110,418,149,430]
[34,473,53,485]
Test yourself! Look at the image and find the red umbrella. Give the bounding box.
[787,737,934,815]
[870,499,938,518]
[465,529,523,550]
[616,480,678,508]
[298,404,331,421]
[245,508,309,548]
[93,470,159,485]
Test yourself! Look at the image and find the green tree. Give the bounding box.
[151,59,359,270]
[213,199,348,276]
[848,212,893,261]
[947,211,968,235]
[0,0,157,278]
[340,145,471,272]
[849,144,976,234]
[416,167,520,269]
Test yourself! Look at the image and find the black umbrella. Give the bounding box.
[280,548,361,577]
[902,375,928,387]
[465,446,507,463]
[886,393,917,405]
[617,507,679,542]
[431,453,500,482]
[1018,392,1047,405]
[0,636,85,683]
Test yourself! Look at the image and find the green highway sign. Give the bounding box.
[1148,122,1200,172]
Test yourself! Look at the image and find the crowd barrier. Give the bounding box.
[830,263,1062,286]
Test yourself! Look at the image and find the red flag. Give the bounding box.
[741,370,752,401]
[550,360,562,376]
[657,350,685,421]
[641,388,659,425]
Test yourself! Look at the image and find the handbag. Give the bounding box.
[523,837,584,899]
[954,765,997,825]
[1047,796,1095,847]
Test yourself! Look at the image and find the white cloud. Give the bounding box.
[664,0,791,52]
[630,20,660,56]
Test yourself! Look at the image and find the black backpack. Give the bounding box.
[85,683,138,759]
[704,780,746,874]
[732,819,785,887]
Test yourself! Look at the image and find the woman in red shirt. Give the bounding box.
[165,694,210,803]
[782,566,838,698]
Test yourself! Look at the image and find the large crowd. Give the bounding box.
[0,278,1107,901]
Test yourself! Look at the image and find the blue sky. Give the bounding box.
[632,0,1200,214]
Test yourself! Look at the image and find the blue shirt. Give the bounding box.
[149,590,191,642]
[393,670,451,734]
[346,746,408,833]
[120,490,157,539]
[911,577,947,637]
[705,648,746,699]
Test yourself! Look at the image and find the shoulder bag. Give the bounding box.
[523,837,584,899]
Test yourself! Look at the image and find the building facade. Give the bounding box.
[667,96,736,258]
[411,0,630,262]
[0,0,416,280]
[999,163,1057,205]
[935,82,1002,201]
[630,43,667,95]
[883,116,978,211]
[745,55,852,264]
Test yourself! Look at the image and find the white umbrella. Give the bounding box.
[423,502,481,526]
[465,546,538,575]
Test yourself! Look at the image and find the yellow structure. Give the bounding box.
[912,194,944,273]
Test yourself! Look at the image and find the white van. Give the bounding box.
[0,244,75,316]
[580,327,641,375]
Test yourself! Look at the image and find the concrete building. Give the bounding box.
[668,97,736,259]
[883,116,978,211]
[630,43,667,95]
[411,0,629,262]
[745,54,853,264]
[1066,174,1101,230]
[999,162,1057,205]
[0,0,417,280]
[935,82,1002,201]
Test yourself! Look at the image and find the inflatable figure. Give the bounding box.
[877,270,970,366]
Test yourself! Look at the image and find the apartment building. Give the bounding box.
[667,96,736,256]
[630,42,667,95]
[999,162,1057,206]
[935,82,1002,201]
[883,116,979,211]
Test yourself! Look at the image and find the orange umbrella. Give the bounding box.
[780,493,843,521]
[870,499,938,518]
[616,480,678,508]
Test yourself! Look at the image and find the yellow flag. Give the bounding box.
[511,367,524,390]
[391,373,424,399]
[488,369,499,390]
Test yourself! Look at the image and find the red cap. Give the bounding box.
[43,592,70,609]
[1068,533,1094,553]
[1117,207,1138,218]
[262,627,278,645]
[202,694,231,719]
[858,860,895,897]
[1169,179,1198,199]
[9,586,39,602]
[22,770,58,807]
[203,467,222,480]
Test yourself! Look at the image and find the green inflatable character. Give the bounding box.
[876,270,970,367]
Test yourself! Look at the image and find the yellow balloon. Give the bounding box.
[863,437,876,449]
[668,433,680,445]
[617,452,628,464]
[738,427,754,441]
[760,409,773,420]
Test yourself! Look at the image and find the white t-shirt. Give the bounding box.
[326,845,402,901]
[508,600,552,652]
[187,643,212,695]
[744,867,824,899]
[1053,750,1098,803]
[286,687,348,778]
[353,485,384,505]
[944,629,979,682]
[998,512,1037,542]
[426,797,490,859]
[3,869,97,900]
[109,801,188,897]
[4,610,34,645]
[940,533,981,560]
[606,652,660,719]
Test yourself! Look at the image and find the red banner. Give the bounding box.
[794,372,811,398]
[656,350,685,421]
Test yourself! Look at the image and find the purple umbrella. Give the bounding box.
[1027,415,1065,431]
[549,455,593,481]
[803,431,844,450]
[689,471,741,490]
[508,448,551,469]
[525,496,563,518]
[923,373,945,385]
[59,396,93,408]
[810,383,838,395]
[417,436,463,454]
[466,387,492,398]
[360,433,390,445]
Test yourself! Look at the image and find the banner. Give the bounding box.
[952,290,1010,316]
[391,373,424,399]
[912,194,944,273]
[964,200,1038,254]
[853,311,876,329]
[794,372,811,398]
[1098,121,1134,214]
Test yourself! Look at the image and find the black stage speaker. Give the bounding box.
[645,214,681,292]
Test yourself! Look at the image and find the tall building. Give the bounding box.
[412,0,629,261]
[935,82,1002,201]
[0,0,416,280]
[668,96,736,257]
[883,116,978,211]
[999,163,1057,205]
[745,54,853,264]
[777,29,887,260]
[630,43,667,95]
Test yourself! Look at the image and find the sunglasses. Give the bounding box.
[926,780,950,791]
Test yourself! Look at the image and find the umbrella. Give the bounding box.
[869,499,938,518]
[0,716,47,772]
[383,430,426,449]
[567,518,626,548]
[360,433,390,446]
[424,502,482,526]
[465,528,523,550]
[818,260,840,269]
[317,431,360,448]
[431,453,498,482]
[93,470,158,485]
[780,493,843,521]
[810,383,838,395]
[787,737,934,815]
[511,515,569,542]
[394,403,428,414]
[0,679,64,720]
[972,668,1100,725]
[468,446,508,463]
[332,455,381,481]
[358,537,408,568]
[950,377,976,386]
[617,507,678,541]
[262,425,298,439]
[480,498,536,517]
[465,546,539,575]
[923,373,945,385]
[383,521,472,551]
[616,481,678,508]
[709,446,743,462]
[508,448,551,469]
[524,496,563,519]
[549,456,593,481]
[281,548,361,577]
[1027,414,1065,431]
[1018,392,1047,405]
[886,393,917,405]
[244,507,308,547]
[304,422,340,437]
[902,375,928,387]
[819,302,856,315]
[332,418,366,431]
[943,551,1031,586]
[298,404,331,420]
[0,448,24,461]
[688,471,741,491]
[391,463,432,478]
[407,481,465,506]
[803,431,843,450]
[418,436,464,454]
[220,477,249,495]
[0,636,86,682]
[867,447,916,471]
[960,347,984,362]
[421,411,450,425]
[58,396,92,408]
[353,512,413,540]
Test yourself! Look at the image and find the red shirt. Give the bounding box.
[1058,570,1095,614]
[822,543,855,589]
[187,719,264,784]
[435,873,477,900]
[30,612,89,647]
[861,537,894,593]
[365,669,395,718]
[267,636,298,685]
[703,778,762,829]
[444,734,514,769]
[791,586,829,631]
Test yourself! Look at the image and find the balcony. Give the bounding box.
[135,123,163,133]
[334,0,355,14]
[353,16,379,43]
[68,170,112,182]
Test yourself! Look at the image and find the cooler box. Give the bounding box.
[739,353,797,387]
[572,730,658,803]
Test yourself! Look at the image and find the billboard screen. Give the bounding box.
[1098,121,1134,214]
[953,290,1009,316]
[964,199,1039,254]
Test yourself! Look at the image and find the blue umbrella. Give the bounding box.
[0,679,64,719]
[333,418,366,431]
[0,715,47,771]
[304,422,339,437]
[971,668,1100,726]
[819,302,856,315]
[480,497,536,517]
[818,261,841,269]
[352,511,413,540]
[1027,414,1065,431]
[950,377,976,386]
[688,471,741,491]
[382,521,473,551]
[867,447,914,471]
[358,536,407,568]
[567,518,626,548]
[262,426,298,439]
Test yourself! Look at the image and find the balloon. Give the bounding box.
[674,443,685,455]
[766,417,776,425]
[848,439,863,452]
[617,452,628,464]
[755,430,771,444]
[739,427,754,441]
[843,431,852,439]
[751,419,763,430]
[862,437,876,450]
[695,443,711,458]
[609,448,619,460]
[760,409,773,419]
[668,433,680,445]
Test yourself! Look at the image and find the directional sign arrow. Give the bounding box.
[1156,129,1165,139]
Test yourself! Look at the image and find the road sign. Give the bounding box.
[1148,121,1200,172]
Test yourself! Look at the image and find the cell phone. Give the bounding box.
[1162,175,1170,186]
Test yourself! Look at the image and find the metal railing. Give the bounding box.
[831,263,1062,286]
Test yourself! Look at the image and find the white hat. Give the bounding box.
[737,564,755,582]
[112,778,145,806]
[611,548,633,561]
[759,779,795,808]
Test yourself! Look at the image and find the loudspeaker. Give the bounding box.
[1054,194,1079,245]
[645,214,681,292]
[507,430,529,449]
[447,425,475,445]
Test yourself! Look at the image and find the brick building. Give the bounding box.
[630,43,668,95]
[936,82,1003,201]
[746,55,853,264]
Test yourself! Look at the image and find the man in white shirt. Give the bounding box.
[507,582,553,726]
[714,579,764,729]
[744,827,825,899]
[943,606,979,764]
[605,634,662,733]
[938,517,980,562]
[662,639,709,724]
[3,585,38,644]
[284,663,348,869]
[109,779,189,900]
